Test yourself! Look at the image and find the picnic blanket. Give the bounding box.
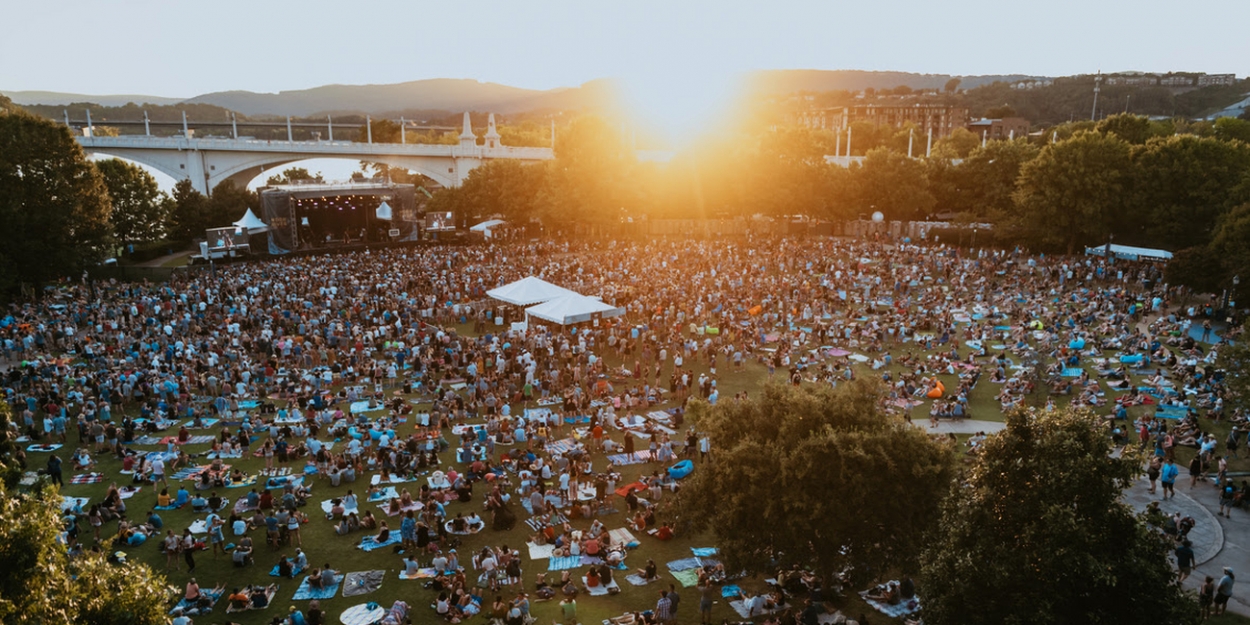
[169,588,224,614]
[60,496,89,514]
[608,528,639,548]
[730,599,790,619]
[520,492,565,515]
[625,574,659,586]
[270,562,307,577]
[321,498,360,515]
[367,486,400,503]
[225,474,258,489]
[691,547,719,557]
[225,585,279,613]
[607,451,654,465]
[859,583,921,618]
[371,473,418,485]
[671,569,700,588]
[1156,405,1189,419]
[258,467,292,477]
[119,486,142,499]
[615,481,647,497]
[357,533,402,552]
[722,585,742,598]
[383,501,423,517]
[666,557,702,572]
[1061,367,1085,377]
[70,472,105,484]
[349,401,385,414]
[206,449,243,459]
[26,444,63,452]
[548,555,583,571]
[188,519,209,534]
[291,576,340,600]
[342,570,385,597]
[582,577,621,596]
[523,511,569,532]
[527,542,556,560]
[185,418,220,429]
[399,567,438,580]
[546,438,578,455]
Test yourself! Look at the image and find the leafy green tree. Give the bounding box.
[1213,117,1250,144]
[1097,113,1156,145]
[1216,340,1250,414]
[920,407,1199,625]
[455,159,547,224]
[983,104,1017,119]
[930,127,981,160]
[1164,246,1225,295]
[853,148,935,221]
[944,78,961,93]
[166,179,210,242]
[956,139,1040,219]
[675,380,955,583]
[95,159,169,245]
[1208,202,1250,290]
[359,118,402,144]
[1011,130,1133,254]
[0,108,112,296]
[266,167,324,186]
[538,116,639,228]
[1130,135,1250,249]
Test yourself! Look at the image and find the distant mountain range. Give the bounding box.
[3,72,1051,117]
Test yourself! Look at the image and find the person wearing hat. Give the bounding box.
[1215,567,1236,615]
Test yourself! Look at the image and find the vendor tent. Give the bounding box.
[1084,244,1172,262]
[470,219,505,232]
[232,208,270,232]
[487,276,579,307]
[525,294,625,325]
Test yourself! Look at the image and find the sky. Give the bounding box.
[3,0,1248,98]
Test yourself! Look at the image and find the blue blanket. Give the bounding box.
[547,555,582,571]
[291,576,340,600]
[270,562,307,577]
[357,533,403,552]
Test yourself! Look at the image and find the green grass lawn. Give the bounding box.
[48,315,1238,625]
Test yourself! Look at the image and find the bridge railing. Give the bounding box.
[75,135,555,159]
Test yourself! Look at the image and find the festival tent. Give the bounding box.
[469,219,505,232]
[486,276,579,307]
[232,208,270,233]
[375,201,393,221]
[525,294,625,325]
[1084,244,1173,262]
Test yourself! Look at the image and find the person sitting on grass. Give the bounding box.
[636,559,658,581]
[249,584,277,609]
[228,587,250,611]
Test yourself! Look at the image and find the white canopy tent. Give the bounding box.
[232,208,270,233]
[525,294,626,325]
[1085,244,1173,262]
[470,219,505,232]
[375,201,393,221]
[486,276,579,307]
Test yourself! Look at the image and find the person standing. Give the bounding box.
[698,579,716,625]
[46,454,63,487]
[1215,567,1236,615]
[1175,540,1195,582]
[1146,455,1162,495]
[181,529,197,573]
[667,583,681,621]
[1200,576,1216,620]
[655,590,674,625]
[1160,458,1179,500]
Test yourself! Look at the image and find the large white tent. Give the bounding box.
[232,208,270,232]
[525,294,625,325]
[470,219,505,232]
[486,276,579,306]
[1085,244,1173,262]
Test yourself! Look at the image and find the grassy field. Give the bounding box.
[47,316,1243,625]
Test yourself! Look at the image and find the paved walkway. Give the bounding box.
[909,419,1006,435]
[1124,468,1249,615]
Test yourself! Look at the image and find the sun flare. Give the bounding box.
[619,68,742,148]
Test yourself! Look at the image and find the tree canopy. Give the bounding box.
[674,380,955,583]
[95,158,170,245]
[0,108,113,296]
[920,407,1197,625]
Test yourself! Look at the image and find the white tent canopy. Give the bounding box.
[525,294,625,325]
[470,219,505,232]
[232,208,269,232]
[375,201,393,221]
[486,276,579,306]
[1085,244,1173,261]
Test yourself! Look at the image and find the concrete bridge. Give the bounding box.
[75,112,557,194]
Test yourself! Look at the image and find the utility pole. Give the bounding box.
[144,111,150,136]
[86,109,93,136]
[367,116,372,144]
[231,113,237,139]
[328,116,333,141]
[286,116,293,142]
[907,128,914,158]
[1091,71,1102,121]
[64,109,69,127]
[926,128,933,157]
[400,117,405,144]
[181,111,188,138]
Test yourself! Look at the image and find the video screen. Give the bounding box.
[424,212,454,231]
[206,227,247,250]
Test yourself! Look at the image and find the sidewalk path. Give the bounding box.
[909,419,1006,435]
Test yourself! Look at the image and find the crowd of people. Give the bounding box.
[2,234,1244,623]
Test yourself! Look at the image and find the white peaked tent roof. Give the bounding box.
[232,208,269,231]
[470,219,505,232]
[1085,243,1173,261]
[486,276,579,306]
[375,201,393,220]
[525,294,625,325]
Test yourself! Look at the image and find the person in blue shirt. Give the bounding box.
[1160,458,1180,500]
[148,510,163,530]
